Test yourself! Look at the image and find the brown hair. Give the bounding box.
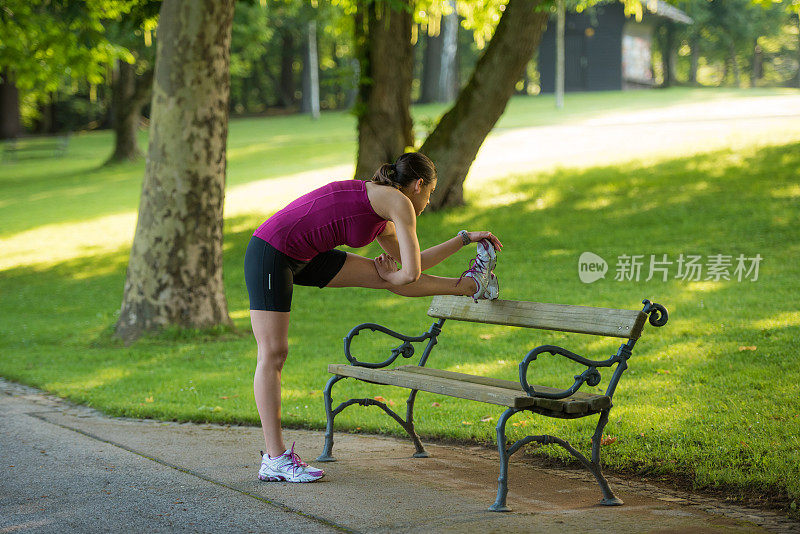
[372,152,437,189]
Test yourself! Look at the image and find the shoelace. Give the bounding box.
[261,442,308,476]
[286,442,308,474]
[456,255,489,287]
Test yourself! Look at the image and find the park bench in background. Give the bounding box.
[317,296,668,511]
[2,134,70,163]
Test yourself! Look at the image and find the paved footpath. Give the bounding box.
[2,379,798,534]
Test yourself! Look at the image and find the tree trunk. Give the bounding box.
[420,26,445,103]
[115,0,235,344]
[659,22,675,88]
[344,58,360,110]
[555,0,565,109]
[34,95,56,135]
[689,35,699,86]
[0,68,21,140]
[108,59,153,163]
[421,2,458,103]
[794,13,800,89]
[278,31,295,108]
[666,24,676,87]
[422,0,549,210]
[729,42,741,87]
[752,41,763,87]
[353,0,414,180]
[439,1,459,102]
[301,20,320,119]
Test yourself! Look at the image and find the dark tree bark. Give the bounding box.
[752,41,763,86]
[422,0,549,210]
[658,22,676,88]
[729,41,741,87]
[0,68,21,140]
[794,13,800,88]
[278,30,296,108]
[301,20,320,118]
[353,0,414,180]
[33,95,57,135]
[689,35,699,86]
[107,59,153,163]
[420,28,445,103]
[439,3,459,102]
[115,0,235,343]
[418,6,458,103]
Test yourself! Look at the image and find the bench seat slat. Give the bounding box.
[427,296,647,339]
[328,364,610,414]
[397,366,609,413]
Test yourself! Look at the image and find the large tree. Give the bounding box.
[353,0,415,180]
[108,58,153,162]
[115,0,235,343]
[423,0,549,209]
[105,2,160,162]
[351,0,549,207]
[0,69,21,139]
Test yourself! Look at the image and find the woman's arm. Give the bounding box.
[378,224,503,271]
[376,196,421,285]
[420,236,463,270]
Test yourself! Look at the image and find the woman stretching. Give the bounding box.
[244,152,502,483]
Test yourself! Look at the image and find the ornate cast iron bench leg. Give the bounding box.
[405,389,429,458]
[316,375,429,462]
[489,407,622,512]
[317,375,344,462]
[589,408,623,506]
[490,408,519,512]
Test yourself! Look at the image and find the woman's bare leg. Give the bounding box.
[250,309,291,457]
[327,253,478,296]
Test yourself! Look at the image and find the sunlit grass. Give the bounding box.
[1,88,800,513]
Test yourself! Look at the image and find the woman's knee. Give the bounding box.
[257,344,289,371]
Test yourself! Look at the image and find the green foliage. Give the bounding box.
[0,1,137,98]
[651,0,799,87]
[229,0,356,112]
[752,0,800,13]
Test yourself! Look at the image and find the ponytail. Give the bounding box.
[372,163,400,188]
[371,152,436,189]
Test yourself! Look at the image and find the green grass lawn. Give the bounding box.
[1,87,799,513]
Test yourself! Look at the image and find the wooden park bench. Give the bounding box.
[2,134,70,163]
[316,296,668,511]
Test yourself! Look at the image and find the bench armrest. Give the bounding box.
[518,345,621,399]
[519,299,668,400]
[343,319,444,368]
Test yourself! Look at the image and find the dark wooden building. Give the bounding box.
[538,1,691,93]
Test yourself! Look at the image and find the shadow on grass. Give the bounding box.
[1,142,799,511]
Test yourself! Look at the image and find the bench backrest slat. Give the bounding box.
[427,296,646,339]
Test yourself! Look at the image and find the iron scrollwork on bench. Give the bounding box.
[318,319,445,462]
[343,320,443,369]
[518,345,615,399]
[518,299,669,400]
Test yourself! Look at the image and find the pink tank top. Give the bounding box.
[253,180,388,261]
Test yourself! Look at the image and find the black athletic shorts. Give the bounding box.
[244,236,347,312]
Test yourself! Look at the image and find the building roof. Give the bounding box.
[641,0,693,24]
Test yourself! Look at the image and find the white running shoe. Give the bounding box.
[459,239,498,302]
[484,272,500,300]
[463,271,500,301]
[258,443,325,483]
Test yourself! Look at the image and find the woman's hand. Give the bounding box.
[467,231,503,251]
[374,253,400,282]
